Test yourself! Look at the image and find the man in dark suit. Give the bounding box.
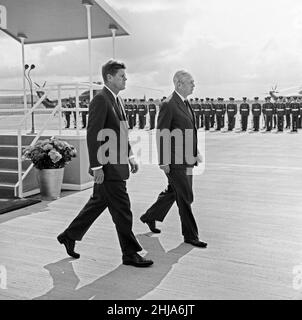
[140,70,207,248]
[57,60,153,268]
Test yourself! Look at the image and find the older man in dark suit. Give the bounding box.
[140,70,207,248]
[57,60,153,268]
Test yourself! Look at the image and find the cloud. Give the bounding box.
[47,45,67,57]
[2,0,302,98]
[108,0,183,13]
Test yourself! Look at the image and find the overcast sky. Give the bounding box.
[1,0,302,99]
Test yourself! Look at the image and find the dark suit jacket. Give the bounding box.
[87,87,131,181]
[156,91,198,169]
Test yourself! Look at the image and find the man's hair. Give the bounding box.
[102,59,126,83]
[173,70,191,87]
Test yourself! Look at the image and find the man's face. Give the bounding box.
[179,75,195,97]
[108,69,127,91]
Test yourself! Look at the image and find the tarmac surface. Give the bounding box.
[1,127,302,300]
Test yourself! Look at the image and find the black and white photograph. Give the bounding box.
[0,0,302,305]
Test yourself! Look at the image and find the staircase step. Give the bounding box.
[0,145,27,158]
[0,170,23,184]
[0,183,15,198]
[0,157,32,171]
[0,134,38,146]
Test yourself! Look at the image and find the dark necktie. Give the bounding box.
[116,97,126,121]
[184,99,193,120]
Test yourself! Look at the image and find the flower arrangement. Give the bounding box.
[23,137,77,170]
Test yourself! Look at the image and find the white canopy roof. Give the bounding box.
[0,0,130,44]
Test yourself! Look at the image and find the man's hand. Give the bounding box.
[159,164,170,174]
[196,153,203,165]
[129,157,139,174]
[93,168,104,184]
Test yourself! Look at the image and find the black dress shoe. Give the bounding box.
[140,216,161,233]
[184,239,207,248]
[122,253,154,267]
[57,233,80,259]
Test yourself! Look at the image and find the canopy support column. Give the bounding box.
[18,33,28,130]
[83,0,93,102]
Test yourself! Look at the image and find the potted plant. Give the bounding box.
[23,137,77,200]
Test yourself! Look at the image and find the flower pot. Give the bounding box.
[37,168,65,200]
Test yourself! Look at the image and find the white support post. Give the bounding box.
[75,84,80,136]
[109,24,118,59]
[84,3,93,102]
[17,129,23,198]
[19,35,28,130]
[58,85,62,136]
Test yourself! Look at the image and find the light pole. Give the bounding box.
[24,64,36,134]
[109,24,118,59]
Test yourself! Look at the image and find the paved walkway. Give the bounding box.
[1,130,302,300]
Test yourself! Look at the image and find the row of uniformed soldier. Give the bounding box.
[188,96,302,133]
[123,98,158,130]
[62,98,89,129]
[122,95,302,133]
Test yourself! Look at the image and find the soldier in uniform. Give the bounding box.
[210,98,216,128]
[199,98,204,128]
[63,99,71,129]
[127,99,134,129]
[276,96,285,132]
[239,97,250,131]
[81,98,89,129]
[69,97,78,129]
[148,98,157,130]
[221,98,226,129]
[215,98,224,131]
[192,98,201,129]
[132,99,138,127]
[138,99,147,129]
[251,97,261,132]
[203,97,212,131]
[299,97,302,129]
[263,97,274,132]
[290,96,300,132]
[124,98,129,123]
[285,96,291,129]
[226,97,237,131]
[272,99,277,129]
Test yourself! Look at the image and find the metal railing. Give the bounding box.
[5,82,102,197]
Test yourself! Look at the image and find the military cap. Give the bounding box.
[206,97,210,101]
[149,98,154,101]
[195,97,199,101]
[254,97,259,100]
[243,97,247,100]
[200,99,204,102]
[229,97,234,101]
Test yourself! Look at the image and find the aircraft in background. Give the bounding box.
[265,84,302,100]
[34,81,102,108]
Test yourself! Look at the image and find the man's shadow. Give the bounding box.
[34,234,193,300]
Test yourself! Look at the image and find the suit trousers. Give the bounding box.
[142,168,199,241]
[64,181,142,255]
